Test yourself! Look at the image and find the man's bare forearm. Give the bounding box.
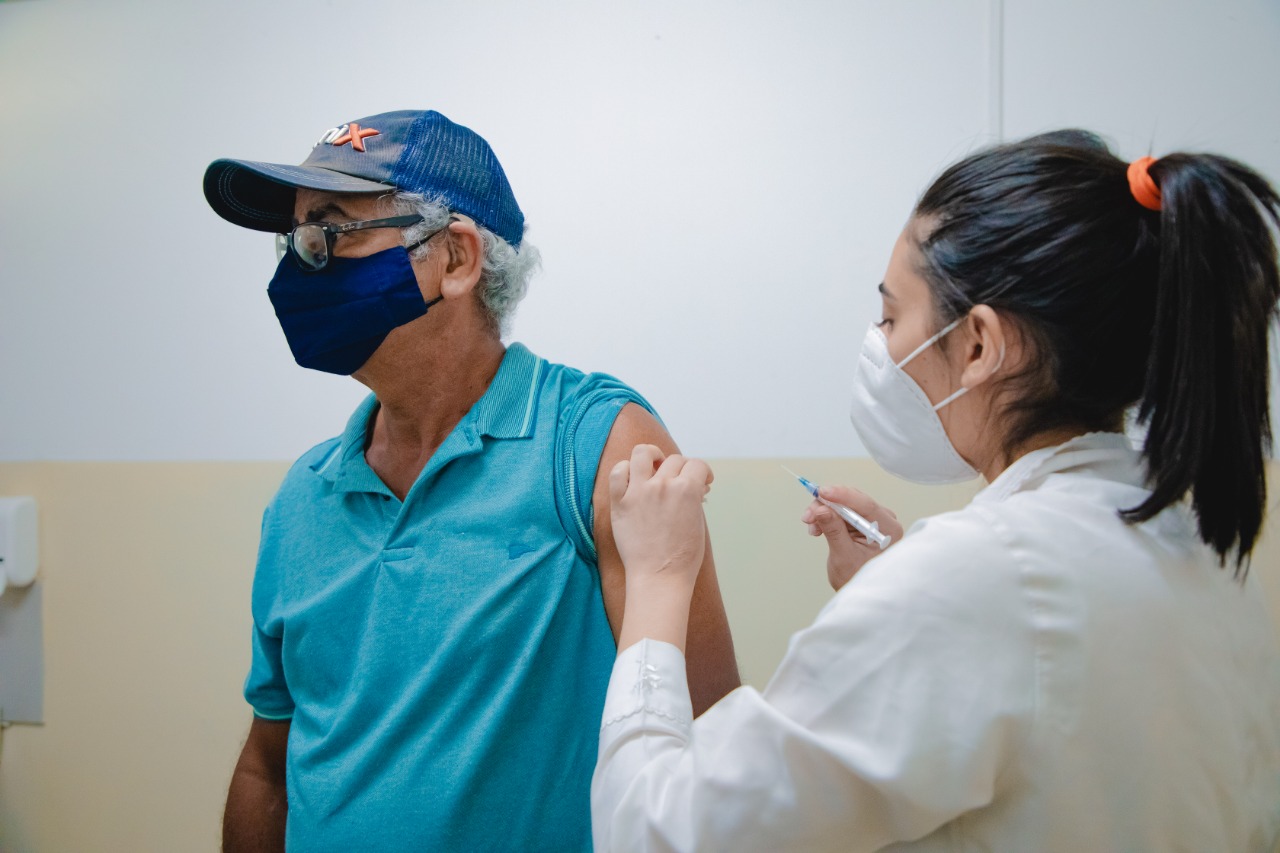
[223,767,286,852]
[224,717,289,853]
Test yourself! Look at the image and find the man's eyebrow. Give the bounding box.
[878,281,897,301]
[291,201,352,228]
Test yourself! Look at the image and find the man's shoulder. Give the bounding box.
[275,436,344,493]
[536,361,653,420]
[516,344,643,398]
[257,437,345,537]
[275,392,374,489]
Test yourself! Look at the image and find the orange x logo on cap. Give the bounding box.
[332,123,380,152]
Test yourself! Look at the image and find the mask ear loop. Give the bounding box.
[896,318,962,369]
[931,385,969,412]
[930,339,1007,412]
[406,215,460,312]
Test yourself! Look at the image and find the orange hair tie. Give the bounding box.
[1127,156,1163,212]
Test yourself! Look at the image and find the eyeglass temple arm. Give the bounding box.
[324,214,424,235]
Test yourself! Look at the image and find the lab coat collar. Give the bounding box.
[973,431,1143,506]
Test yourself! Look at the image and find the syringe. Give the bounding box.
[782,466,892,550]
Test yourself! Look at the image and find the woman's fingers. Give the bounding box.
[646,450,714,497]
[615,447,714,501]
[798,484,902,590]
[810,504,859,553]
[816,484,904,545]
[818,484,879,518]
[609,446,713,584]
[608,458,632,507]
[812,503,871,591]
[801,502,824,537]
[630,443,666,482]
[680,457,714,497]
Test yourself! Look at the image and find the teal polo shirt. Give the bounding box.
[245,343,654,851]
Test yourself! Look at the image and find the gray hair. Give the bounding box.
[380,191,540,337]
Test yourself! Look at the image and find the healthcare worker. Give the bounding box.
[591,129,1280,852]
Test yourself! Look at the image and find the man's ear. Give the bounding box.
[959,304,1009,389]
[438,218,484,299]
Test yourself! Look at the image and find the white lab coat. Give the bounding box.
[592,433,1280,852]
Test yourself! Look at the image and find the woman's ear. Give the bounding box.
[437,217,484,299]
[959,305,1008,389]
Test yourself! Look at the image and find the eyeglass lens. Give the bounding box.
[292,224,329,271]
[276,225,331,271]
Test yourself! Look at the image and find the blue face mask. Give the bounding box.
[267,245,443,375]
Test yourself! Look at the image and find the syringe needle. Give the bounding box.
[782,465,892,550]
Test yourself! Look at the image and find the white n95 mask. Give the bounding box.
[849,320,980,485]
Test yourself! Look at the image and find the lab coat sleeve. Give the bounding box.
[592,509,1035,852]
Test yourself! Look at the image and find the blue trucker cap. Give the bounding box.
[203,109,525,247]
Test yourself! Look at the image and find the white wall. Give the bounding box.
[1,0,1277,463]
[999,0,1280,448]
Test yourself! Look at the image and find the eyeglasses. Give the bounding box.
[275,214,426,272]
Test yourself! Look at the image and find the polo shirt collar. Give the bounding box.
[474,342,543,440]
[311,343,544,492]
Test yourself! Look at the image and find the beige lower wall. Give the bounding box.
[0,463,285,853]
[0,460,1276,852]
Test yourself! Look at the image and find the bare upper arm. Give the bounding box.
[592,403,741,715]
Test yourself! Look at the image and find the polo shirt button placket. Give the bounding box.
[379,492,400,528]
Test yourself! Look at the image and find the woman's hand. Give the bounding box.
[802,485,902,591]
[610,444,714,652]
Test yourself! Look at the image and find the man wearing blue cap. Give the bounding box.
[204,110,739,852]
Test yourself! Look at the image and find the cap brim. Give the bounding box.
[203,159,397,232]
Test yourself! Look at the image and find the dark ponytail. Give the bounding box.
[913,130,1280,571]
[1125,154,1280,569]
